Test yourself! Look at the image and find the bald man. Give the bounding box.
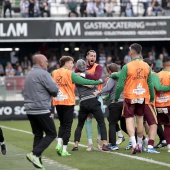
[24,54,59,169]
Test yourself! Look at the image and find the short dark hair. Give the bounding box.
[130,43,142,54]
[143,58,154,66]
[86,50,96,56]
[59,56,74,67]
[107,63,118,73]
[163,57,170,63]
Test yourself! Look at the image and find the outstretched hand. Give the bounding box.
[93,90,100,96]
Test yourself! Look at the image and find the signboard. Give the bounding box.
[0,17,169,42]
[0,101,109,120]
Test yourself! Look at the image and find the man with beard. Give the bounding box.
[75,50,104,151]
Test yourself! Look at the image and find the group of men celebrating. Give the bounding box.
[24,43,170,170]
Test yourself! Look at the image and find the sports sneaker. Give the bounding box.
[102,144,110,152]
[116,136,125,145]
[125,142,132,150]
[154,141,167,149]
[86,144,94,151]
[142,145,147,152]
[97,138,102,150]
[55,145,62,156]
[142,138,148,152]
[72,147,78,151]
[109,144,119,151]
[131,145,138,154]
[147,148,160,153]
[61,151,71,156]
[168,149,170,153]
[26,152,43,169]
[1,144,6,155]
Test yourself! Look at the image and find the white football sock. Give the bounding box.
[148,145,153,149]
[62,145,67,152]
[137,136,143,147]
[130,136,136,148]
[117,130,123,138]
[88,139,93,144]
[58,138,62,146]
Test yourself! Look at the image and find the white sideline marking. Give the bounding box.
[1,125,170,168]
[69,141,170,168]
[0,125,78,170]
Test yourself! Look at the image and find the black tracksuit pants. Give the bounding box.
[56,105,74,145]
[27,113,57,157]
[108,102,127,146]
[74,98,107,142]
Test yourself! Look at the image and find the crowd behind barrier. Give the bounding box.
[0,0,170,18]
[0,42,168,78]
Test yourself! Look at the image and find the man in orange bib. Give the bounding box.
[52,56,103,156]
[114,43,155,154]
[155,57,170,153]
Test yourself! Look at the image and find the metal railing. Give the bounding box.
[0,76,25,101]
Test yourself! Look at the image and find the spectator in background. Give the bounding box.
[99,51,106,67]
[155,53,164,72]
[20,0,29,17]
[103,56,113,76]
[94,0,105,17]
[106,56,113,64]
[151,46,156,60]
[14,61,20,70]
[151,0,162,16]
[86,0,96,17]
[49,55,57,67]
[68,0,78,17]
[162,47,169,57]
[123,51,131,64]
[141,0,149,16]
[21,56,32,73]
[3,0,12,18]
[29,0,35,17]
[80,0,87,17]
[10,48,19,66]
[34,0,40,17]
[5,62,15,77]
[148,51,155,61]
[105,0,114,17]
[120,0,127,16]
[115,56,122,67]
[16,66,24,76]
[0,62,4,76]
[40,0,50,17]
[25,65,32,75]
[125,0,133,17]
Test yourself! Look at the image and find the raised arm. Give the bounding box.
[71,72,102,85]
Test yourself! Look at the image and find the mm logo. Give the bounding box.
[55,22,81,36]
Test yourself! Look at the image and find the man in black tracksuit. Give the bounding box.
[94,63,127,150]
[72,59,110,151]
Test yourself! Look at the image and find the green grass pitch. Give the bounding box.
[0,119,170,170]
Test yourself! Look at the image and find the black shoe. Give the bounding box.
[72,147,78,151]
[1,144,6,155]
[102,144,110,152]
[155,141,167,148]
